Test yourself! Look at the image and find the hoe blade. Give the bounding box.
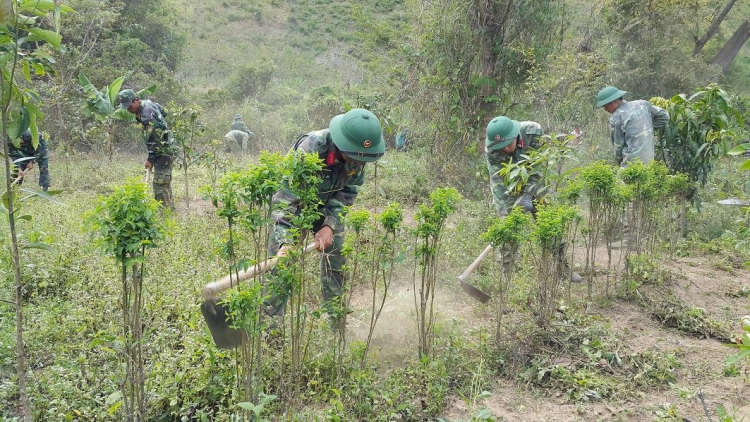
[200,300,246,349]
[458,277,492,303]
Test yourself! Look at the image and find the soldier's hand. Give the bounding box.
[145,160,154,170]
[314,226,334,252]
[276,245,292,258]
[25,162,33,171]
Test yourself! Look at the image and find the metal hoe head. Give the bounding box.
[458,275,492,303]
[201,299,246,349]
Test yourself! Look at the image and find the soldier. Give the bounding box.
[598,86,670,251]
[231,114,251,134]
[485,116,581,282]
[228,114,255,151]
[223,129,250,152]
[118,89,175,208]
[9,129,50,191]
[266,108,385,321]
[596,86,669,167]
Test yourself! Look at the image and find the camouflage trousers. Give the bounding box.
[264,219,346,317]
[152,155,173,209]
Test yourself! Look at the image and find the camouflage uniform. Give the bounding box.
[608,100,669,167]
[266,129,366,316]
[8,131,50,190]
[224,129,249,152]
[486,121,544,218]
[136,99,175,208]
[231,119,251,134]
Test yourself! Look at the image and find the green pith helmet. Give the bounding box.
[117,89,137,109]
[485,116,521,151]
[596,86,627,107]
[329,108,385,162]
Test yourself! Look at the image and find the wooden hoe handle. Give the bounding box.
[201,242,317,300]
[458,244,493,282]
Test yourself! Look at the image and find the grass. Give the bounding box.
[2,144,749,419]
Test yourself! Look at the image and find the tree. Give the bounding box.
[693,0,738,56]
[711,19,750,73]
[0,1,72,419]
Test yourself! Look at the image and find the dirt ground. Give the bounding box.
[346,249,750,422]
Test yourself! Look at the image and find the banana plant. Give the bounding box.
[77,71,157,158]
[78,72,157,121]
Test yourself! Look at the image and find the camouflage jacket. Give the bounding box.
[272,129,366,243]
[136,99,174,162]
[486,121,546,216]
[231,121,251,134]
[8,133,49,169]
[609,100,669,166]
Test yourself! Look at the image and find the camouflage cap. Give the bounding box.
[117,89,137,109]
[234,114,242,120]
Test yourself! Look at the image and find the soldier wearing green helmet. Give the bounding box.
[265,108,386,323]
[597,85,669,167]
[485,116,581,282]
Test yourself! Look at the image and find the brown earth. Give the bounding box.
[346,248,750,422]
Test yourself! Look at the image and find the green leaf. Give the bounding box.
[740,160,750,171]
[725,347,750,365]
[26,28,61,49]
[21,242,54,252]
[728,143,749,156]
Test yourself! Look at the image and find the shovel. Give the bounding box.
[201,242,317,349]
[456,244,493,303]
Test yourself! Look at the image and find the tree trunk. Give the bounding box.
[711,20,750,73]
[693,0,737,56]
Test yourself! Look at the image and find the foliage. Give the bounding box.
[512,308,679,402]
[84,177,172,421]
[414,187,461,358]
[727,142,750,171]
[654,84,743,198]
[725,315,750,370]
[85,178,170,262]
[649,296,731,341]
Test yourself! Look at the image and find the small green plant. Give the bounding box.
[482,206,532,340]
[530,203,580,326]
[654,84,743,202]
[237,392,277,421]
[725,315,750,372]
[85,177,172,421]
[413,187,461,359]
[168,104,206,208]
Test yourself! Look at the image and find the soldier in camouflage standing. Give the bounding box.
[485,116,581,282]
[118,89,175,208]
[598,86,670,250]
[266,108,385,321]
[596,86,669,167]
[9,129,50,191]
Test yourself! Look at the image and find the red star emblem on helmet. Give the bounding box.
[363,140,372,148]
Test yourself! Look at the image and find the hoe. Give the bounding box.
[201,242,317,349]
